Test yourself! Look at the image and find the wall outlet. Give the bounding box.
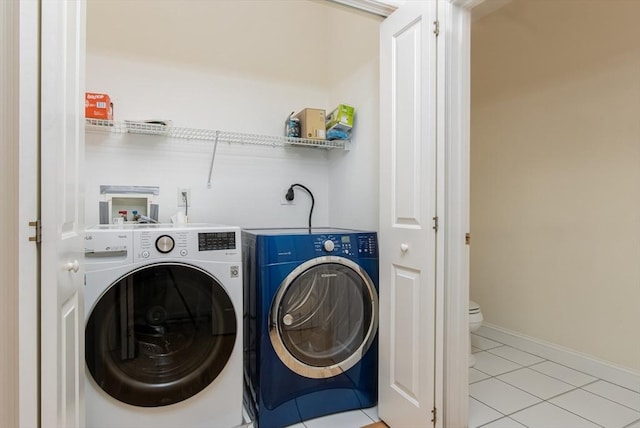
[280,187,295,205]
[177,188,191,207]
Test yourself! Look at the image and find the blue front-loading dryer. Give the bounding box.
[242,228,379,428]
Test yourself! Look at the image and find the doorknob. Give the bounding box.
[400,243,409,252]
[65,260,80,273]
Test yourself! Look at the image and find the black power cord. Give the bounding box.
[286,183,314,229]
[182,191,188,217]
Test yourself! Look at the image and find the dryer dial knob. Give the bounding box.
[156,235,175,254]
[323,240,335,252]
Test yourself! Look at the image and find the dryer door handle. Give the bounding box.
[282,314,294,326]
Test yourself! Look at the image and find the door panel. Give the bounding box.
[393,20,422,227]
[391,265,420,403]
[40,0,86,426]
[62,297,79,428]
[379,1,438,426]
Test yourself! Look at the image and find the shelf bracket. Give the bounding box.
[207,131,220,189]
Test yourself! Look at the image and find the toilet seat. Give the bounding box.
[469,300,481,314]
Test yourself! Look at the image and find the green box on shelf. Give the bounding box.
[326,104,355,132]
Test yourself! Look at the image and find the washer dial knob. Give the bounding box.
[323,240,335,252]
[155,235,175,254]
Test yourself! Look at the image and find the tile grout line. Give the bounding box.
[579,379,640,412]
[470,354,544,386]
[475,415,527,428]
[361,409,377,423]
[622,417,640,428]
[484,346,546,366]
[539,399,606,428]
[574,386,640,414]
[472,334,547,361]
[468,395,508,426]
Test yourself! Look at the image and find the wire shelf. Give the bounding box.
[85,119,346,149]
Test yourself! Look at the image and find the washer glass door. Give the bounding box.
[269,257,378,379]
[85,263,236,407]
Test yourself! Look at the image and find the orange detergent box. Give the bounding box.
[85,92,113,120]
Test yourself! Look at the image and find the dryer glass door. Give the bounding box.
[270,258,378,379]
[85,263,237,407]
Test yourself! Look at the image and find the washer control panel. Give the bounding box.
[84,225,241,267]
[198,231,236,251]
[138,230,188,258]
[134,226,240,262]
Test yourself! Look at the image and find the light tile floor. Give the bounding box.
[274,405,380,428]
[469,332,640,428]
[265,332,640,428]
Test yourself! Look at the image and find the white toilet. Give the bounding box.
[468,300,483,367]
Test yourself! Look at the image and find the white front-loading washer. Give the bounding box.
[84,224,243,428]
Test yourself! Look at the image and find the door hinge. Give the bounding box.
[431,407,437,425]
[433,20,440,36]
[465,232,471,245]
[29,220,42,244]
[432,216,439,232]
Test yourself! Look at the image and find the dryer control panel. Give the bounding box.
[313,233,377,257]
[247,228,378,264]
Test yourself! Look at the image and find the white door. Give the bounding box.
[40,0,86,426]
[379,1,439,427]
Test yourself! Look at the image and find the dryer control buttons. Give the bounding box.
[156,235,175,254]
[141,250,150,259]
[323,240,335,252]
[180,249,188,257]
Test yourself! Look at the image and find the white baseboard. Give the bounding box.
[476,323,640,393]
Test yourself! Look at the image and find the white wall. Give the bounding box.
[0,0,19,425]
[326,2,382,231]
[85,0,381,230]
[471,1,640,371]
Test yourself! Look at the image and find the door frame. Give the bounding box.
[440,0,486,426]
[439,1,473,426]
[19,1,41,425]
[8,1,41,427]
